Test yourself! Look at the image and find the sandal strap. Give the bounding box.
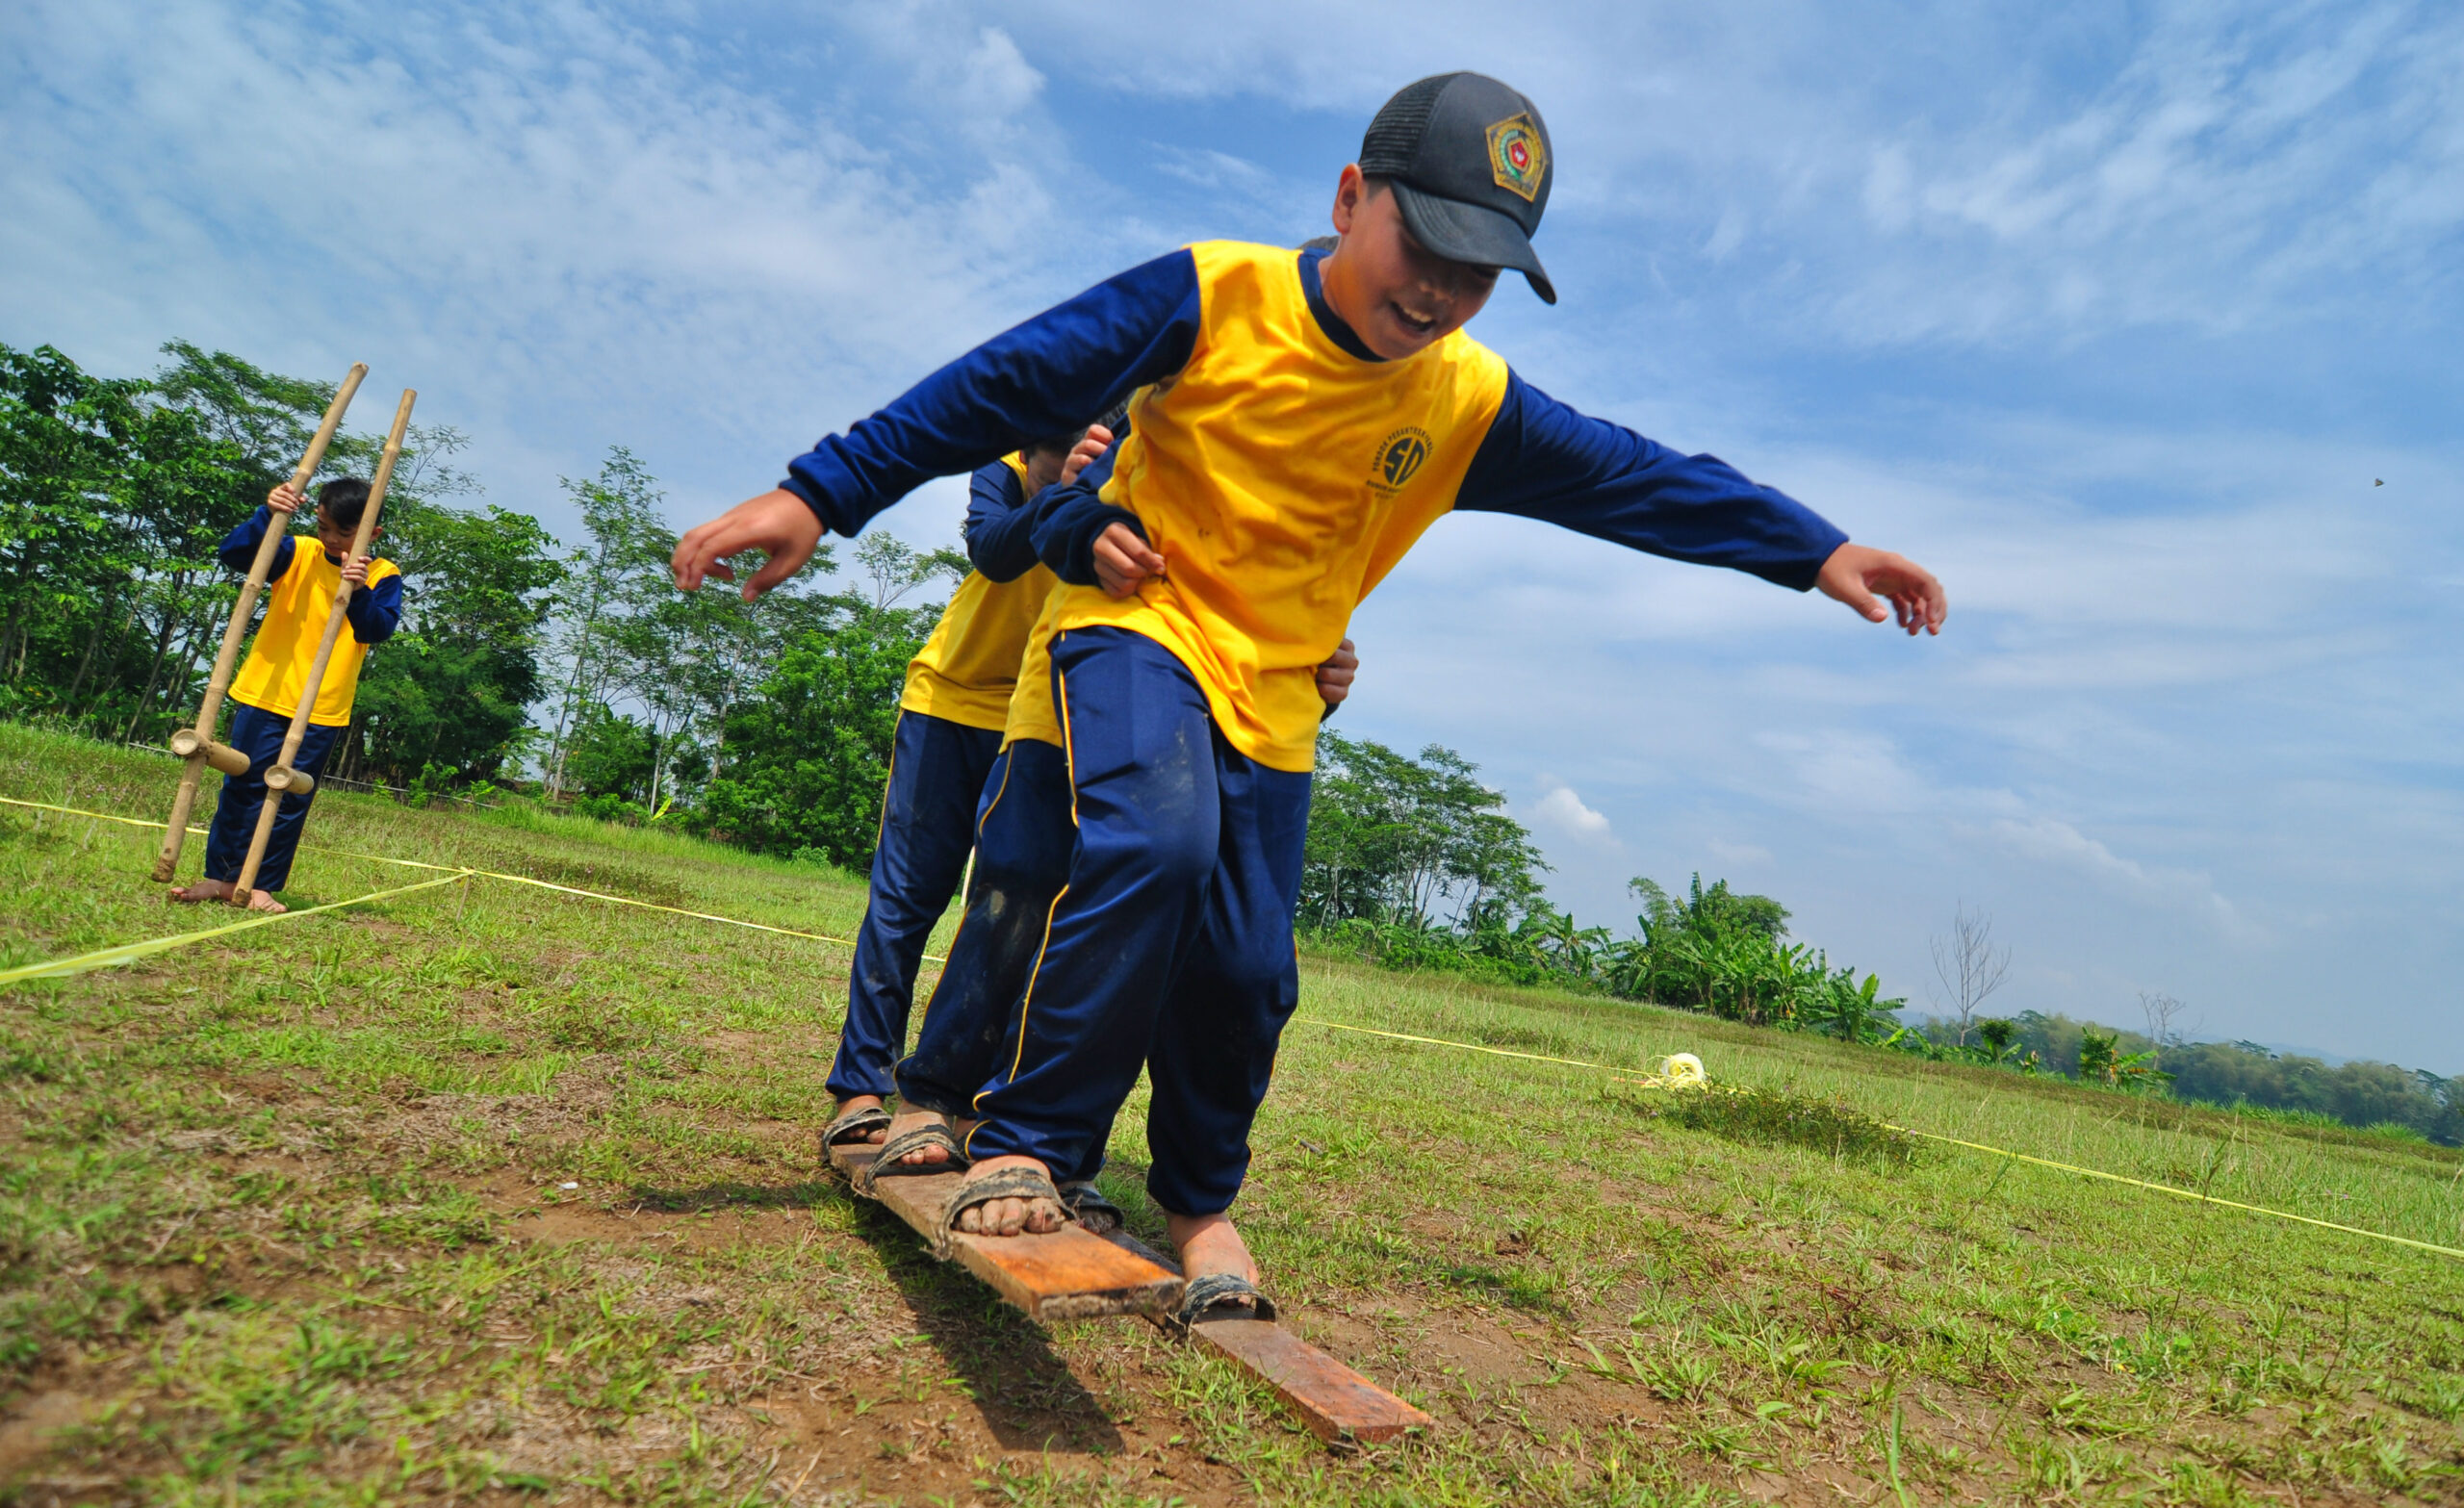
[1174,1271,1276,1328]
[937,1164,1064,1257]
[822,1105,892,1147]
[1058,1179,1123,1235]
[857,1123,964,1194]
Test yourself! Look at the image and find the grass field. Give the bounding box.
[2,720,2459,1506]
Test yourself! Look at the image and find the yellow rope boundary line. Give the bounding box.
[0,871,471,984]
[13,794,2448,1261]
[1292,1017,2464,1263]
[0,794,939,964]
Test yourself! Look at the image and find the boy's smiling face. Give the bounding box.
[1320,165,1500,361]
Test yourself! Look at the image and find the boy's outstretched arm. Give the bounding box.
[1456,373,1945,633]
[674,256,1202,601]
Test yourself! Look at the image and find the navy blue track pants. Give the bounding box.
[204,703,340,894]
[826,709,1002,1103]
[894,737,1075,1118]
[966,627,1312,1217]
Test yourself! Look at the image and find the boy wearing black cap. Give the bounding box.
[675,73,1945,1319]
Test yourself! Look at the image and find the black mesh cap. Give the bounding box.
[1359,72,1554,303]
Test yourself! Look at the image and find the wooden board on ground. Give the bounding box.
[1105,1231,1434,1444]
[829,1142,1182,1323]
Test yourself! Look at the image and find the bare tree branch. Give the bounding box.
[2139,990,2199,1048]
[1930,903,2012,1046]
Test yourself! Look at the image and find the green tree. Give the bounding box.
[0,342,288,740]
[541,448,668,797]
[696,603,937,865]
[559,703,662,805]
[1630,873,1791,945]
[1301,730,1548,930]
[347,430,564,783]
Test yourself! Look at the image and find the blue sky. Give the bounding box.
[8,2,2461,1065]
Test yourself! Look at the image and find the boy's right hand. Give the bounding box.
[1091,521,1166,599]
[267,482,304,516]
[672,489,824,601]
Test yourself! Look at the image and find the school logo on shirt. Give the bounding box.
[1372,426,1433,494]
[1486,114,1547,202]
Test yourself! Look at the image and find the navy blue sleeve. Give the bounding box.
[1456,372,1849,591]
[962,463,1043,583]
[1029,441,1144,586]
[218,505,297,581]
[346,574,403,645]
[782,249,1201,537]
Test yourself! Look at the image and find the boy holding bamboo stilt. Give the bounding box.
[168,476,403,912]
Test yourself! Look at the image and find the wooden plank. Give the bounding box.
[830,1142,1182,1323]
[1187,1318,1433,1444]
[1104,1232,1433,1444]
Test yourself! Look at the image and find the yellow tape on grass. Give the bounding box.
[0,870,471,985]
[0,794,934,961]
[1292,1017,2464,1263]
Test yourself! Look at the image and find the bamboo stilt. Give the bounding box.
[153,364,368,882]
[229,389,414,906]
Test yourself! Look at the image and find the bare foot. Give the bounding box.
[883,1107,960,1167]
[1168,1211,1261,1308]
[830,1094,889,1144]
[168,880,233,905]
[242,889,286,914]
[954,1154,1065,1237]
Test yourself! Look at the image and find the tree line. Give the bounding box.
[1298,728,2462,1143]
[8,338,2453,1141]
[1300,728,1908,1040]
[0,340,953,870]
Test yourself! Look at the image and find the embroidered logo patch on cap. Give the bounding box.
[1485,113,1547,202]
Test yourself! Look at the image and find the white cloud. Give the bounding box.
[1527,778,1618,848]
[0,0,1103,540]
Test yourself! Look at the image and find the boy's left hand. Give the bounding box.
[340,555,370,588]
[1816,544,1946,636]
[1061,424,1115,487]
[1316,637,1359,706]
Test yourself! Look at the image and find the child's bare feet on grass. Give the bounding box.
[242,889,286,914]
[1169,1211,1262,1306]
[168,879,233,905]
[953,1154,1065,1236]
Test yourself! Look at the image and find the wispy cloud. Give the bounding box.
[1979,816,2259,943]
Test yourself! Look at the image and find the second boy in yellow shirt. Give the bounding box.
[821,427,1105,1147]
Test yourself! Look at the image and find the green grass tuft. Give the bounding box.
[1613,1083,1919,1167]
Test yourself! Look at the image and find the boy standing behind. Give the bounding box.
[170,479,401,913]
[822,425,1110,1151]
